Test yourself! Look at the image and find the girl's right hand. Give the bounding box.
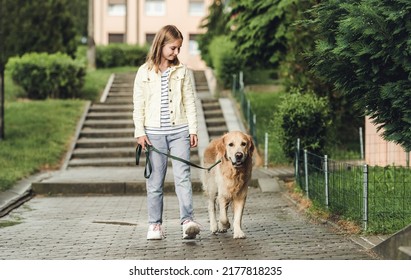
[137,135,151,150]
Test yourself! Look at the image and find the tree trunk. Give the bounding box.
[0,68,4,140]
[87,0,96,69]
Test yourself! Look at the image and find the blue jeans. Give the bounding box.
[146,131,194,225]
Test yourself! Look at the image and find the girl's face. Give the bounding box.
[161,39,182,62]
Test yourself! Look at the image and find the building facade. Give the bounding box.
[365,117,409,166]
[93,0,214,70]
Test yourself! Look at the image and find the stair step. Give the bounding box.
[90,104,132,112]
[76,138,135,148]
[87,112,132,120]
[208,126,228,136]
[83,120,134,129]
[80,128,133,138]
[68,156,200,167]
[205,117,226,127]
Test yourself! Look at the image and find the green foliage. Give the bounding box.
[228,0,297,68]
[198,0,230,67]
[272,89,332,160]
[7,52,86,99]
[96,44,149,68]
[209,36,245,88]
[0,0,78,64]
[309,0,411,151]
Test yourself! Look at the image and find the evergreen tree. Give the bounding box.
[309,0,411,150]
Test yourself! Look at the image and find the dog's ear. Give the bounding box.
[216,134,226,159]
[247,134,255,156]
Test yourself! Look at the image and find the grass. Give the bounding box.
[0,99,86,191]
[0,66,137,192]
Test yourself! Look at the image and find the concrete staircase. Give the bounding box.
[67,72,201,168]
[68,73,136,167]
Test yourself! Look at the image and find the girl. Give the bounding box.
[133,25,201,240]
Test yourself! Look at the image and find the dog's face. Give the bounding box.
[218,131,254,168]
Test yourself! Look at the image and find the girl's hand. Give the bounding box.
[137,135,151,150]
[190,134,198,148]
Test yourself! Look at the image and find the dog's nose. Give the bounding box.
[235,152,243,160]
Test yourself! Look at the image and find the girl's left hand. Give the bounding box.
[190,134,198,148]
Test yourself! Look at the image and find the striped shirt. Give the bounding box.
[145,68,189,135]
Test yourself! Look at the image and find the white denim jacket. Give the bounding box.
[132,63,198,138]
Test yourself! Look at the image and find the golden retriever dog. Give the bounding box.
[201,131,254,239]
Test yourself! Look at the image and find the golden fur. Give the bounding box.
[201,131,254,239]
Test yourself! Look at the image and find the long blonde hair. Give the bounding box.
[146,25,183,72]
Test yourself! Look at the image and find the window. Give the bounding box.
[146,33,156,45]
[108,0,126,16]
[189,0,204,16]
[189,34,200,55]
[109,33,125,43]
[145,0,166,16]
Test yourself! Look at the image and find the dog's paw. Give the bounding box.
[233,230,246,239]
[218,221,230,232]
[210,224,218,234]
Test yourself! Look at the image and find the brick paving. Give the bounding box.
[0,187,377,260]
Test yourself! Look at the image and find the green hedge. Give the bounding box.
[7,52,86,99]
[272,89,332,160]
[96,44,149,68]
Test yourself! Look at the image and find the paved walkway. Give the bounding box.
[0,187,376,260]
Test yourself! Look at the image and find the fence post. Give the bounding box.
[359,127,364,160]
[264,132,268,169]
[324,155,329,208]
[295,138,300,179]
[363,164,368,231]
[232,74,237,94]
[252,114,257,146]
[239,71,244,91]
[247,99,251,126]
[304,149,309,198]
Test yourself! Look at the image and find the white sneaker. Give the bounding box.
[147,224,164,240]
[182,220,201,239]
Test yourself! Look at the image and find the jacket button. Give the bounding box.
[170,99,172,103]
[170,111,173,114]
[169,89,171,92]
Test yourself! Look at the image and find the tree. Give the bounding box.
[228,0,296,68]
[309,0,411,151]
[198,0,230,67]
[0,0,78,139]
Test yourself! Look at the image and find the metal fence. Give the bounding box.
[295,146,411,234]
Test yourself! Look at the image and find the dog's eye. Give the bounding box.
[228,143,234,147]
[241,142,247,147]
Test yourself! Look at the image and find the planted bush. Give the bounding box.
[272,89,332,160]
[7,52,86,99]
[96,44,148,68]
[209,36,245,88]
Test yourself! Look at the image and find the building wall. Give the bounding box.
[365,117,409,166]
[93,0,214,70]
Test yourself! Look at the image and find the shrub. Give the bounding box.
[209,36,245,88]
[272,88,332,160]
[96,44,148,68]
[7,52,86,99]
